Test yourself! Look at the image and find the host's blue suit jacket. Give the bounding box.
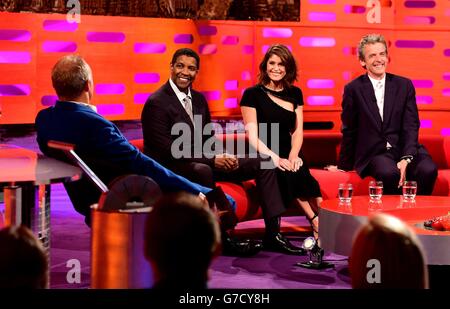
[35,101,220,222]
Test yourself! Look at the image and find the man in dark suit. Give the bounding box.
[141,48,305,255]
[35,54,235,229]
[336,34,437,194]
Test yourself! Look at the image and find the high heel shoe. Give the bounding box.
[307,214,319,240]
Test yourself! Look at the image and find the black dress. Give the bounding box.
[240,85,322,205]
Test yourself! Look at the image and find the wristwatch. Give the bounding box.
[401,155,413,164]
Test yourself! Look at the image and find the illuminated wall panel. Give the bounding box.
[0,2,449,135]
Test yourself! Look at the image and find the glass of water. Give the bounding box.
[338,183,353,203]
[402,181,417,200]
[369,180,383,201]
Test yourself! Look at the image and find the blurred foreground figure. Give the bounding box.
[350,213,428,289]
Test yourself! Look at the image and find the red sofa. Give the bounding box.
[130,133,450,222]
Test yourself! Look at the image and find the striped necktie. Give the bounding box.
[183,96,194,124]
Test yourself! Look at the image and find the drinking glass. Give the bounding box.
[369,181,383,200]
[402,181,417,200]
[338,183,353,203]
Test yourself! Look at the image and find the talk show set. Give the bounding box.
[0,0,449,304]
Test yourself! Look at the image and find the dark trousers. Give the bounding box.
[364,151,438,195]
[169,157,286,222]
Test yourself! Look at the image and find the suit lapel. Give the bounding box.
[382,73,395,130]
[361,75,383,130]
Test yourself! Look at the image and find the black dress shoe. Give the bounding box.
[263,233,306,255]
[222,233,263,257]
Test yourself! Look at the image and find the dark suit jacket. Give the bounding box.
[338,73,428,175]
[141,81,216,169]
[35,100,210,219]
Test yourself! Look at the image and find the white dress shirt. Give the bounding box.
[368,74,391,148]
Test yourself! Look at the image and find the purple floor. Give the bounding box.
[3,123,351,289]
[49,184,350,289]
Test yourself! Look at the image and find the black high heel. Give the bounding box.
[307,214,319,240]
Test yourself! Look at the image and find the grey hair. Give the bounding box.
[51,55,92,101]
[357,34,388,63]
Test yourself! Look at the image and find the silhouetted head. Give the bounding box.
[144,192,220,288]
[0,225,48,288]
[350,213,428,289]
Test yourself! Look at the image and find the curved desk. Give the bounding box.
[320,195,450,265]
[0,144,81,250]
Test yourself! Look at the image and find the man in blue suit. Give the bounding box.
[35,55,261,256]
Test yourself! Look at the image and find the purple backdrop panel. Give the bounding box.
[299,37,336,47]
[444,49,450,57]
[416,96,433,104]
[87,32,125,43]
[202,90,221,101]
[134,43,166,54]
[199,44,217,55]
[443,73,450,81]
[242,45,254,54]
[412,80,433,88]
[134,93,152,104]
[420,120,432,129]
[224,98,238,108]
[0,30,31,42]
[174,34,194,44]
[0,84,30,96]
[134,73,160,84]
[198,25,217,36]
[308,12,336,22]
[97,104,125,116]
[42,41,77,52]
[41,95,58,106]
[344,5,365,13]
[241,71,251,81]
[222,36,239,45]
[225,80,238,90]
[403,16,435,24]
[307,96,334,106]
[310,0,336,4]
[43,20,78,32]
[443,89,450,97]
[95,84,125,95]
[262,28,292,38]
[404,1,436,8]
[441,128,450,136]
[307,79,335,89]
[395,40,434,48]
[342,71,352,81]
[0,51,31,64]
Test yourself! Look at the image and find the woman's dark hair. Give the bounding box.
[258,44,298,89]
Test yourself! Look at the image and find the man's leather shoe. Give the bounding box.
[222,233,263,257]
[263,233,306,255]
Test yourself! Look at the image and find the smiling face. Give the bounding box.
[170,55,198,93]
[266,54,286,83]
[360,42,388,80]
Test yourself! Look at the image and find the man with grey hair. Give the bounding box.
[334,34,437,195]
[35,54,235,226]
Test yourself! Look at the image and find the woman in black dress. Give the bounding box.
[240,44,321,240]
